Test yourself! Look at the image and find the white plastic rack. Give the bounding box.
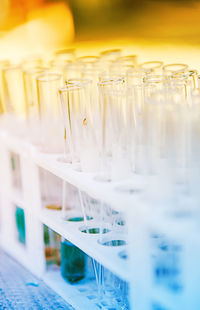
[1,127,199,310]
[0,128,131,309]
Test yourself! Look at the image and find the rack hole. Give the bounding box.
[117,219,125,226]
[80,227,110,234]
[66,216,93,222]
[100,239,126,247]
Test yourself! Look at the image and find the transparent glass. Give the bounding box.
[110,63,136,75]
[37,73,62,119]
[77,56,100,69]
[99,49,122,61]
[127,84,146,176]
[59,80,100,171]
[168,80,192,105]
[40,168,62,210]
[127,82,189,178]
[49,59,72,77]
[81,66,102,82]
[82,66,103,102]
[23,67,48,120]
[36,73,63,153]
[126,68,150,85]
[162,63,189,76]
[137,85,191,196]
[169,70,197,101]
[144,75,170,96]
[65,78,91,86]
[144,74,169,84]
[21,55,43,70]
[188,70,198,90]
[99,72,126,83]
[97,78,132,181]
[63,61,83,80]
[99,49,122,72]
[101,268,129,309]
[116,55,138,66]
[0,60,10,114]
[139,61,163,74]
[2,65,26,118]
[54,48,75,62]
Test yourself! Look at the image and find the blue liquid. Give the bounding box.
[61,240,85,283]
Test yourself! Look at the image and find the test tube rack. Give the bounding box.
[0,128,200,310]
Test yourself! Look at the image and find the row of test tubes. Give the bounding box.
[1,48,200,309]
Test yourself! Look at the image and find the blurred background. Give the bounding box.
[69,0,200,44]
[0,0,200,63]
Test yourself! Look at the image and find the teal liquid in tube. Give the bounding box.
[15,206,26,244]
[61,239,85,283]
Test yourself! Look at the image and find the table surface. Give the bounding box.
[0,248,74,310]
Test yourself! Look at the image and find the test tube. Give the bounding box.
[2,64,26,118]
[60,238,86,283]
[36,72,63,153]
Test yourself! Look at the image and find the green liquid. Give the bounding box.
[67,216,93,222]
[15,206,26,244]
[11,155,15,170]
[81,227,109,234]
[61,240,85,283]
[102,239,126,247]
